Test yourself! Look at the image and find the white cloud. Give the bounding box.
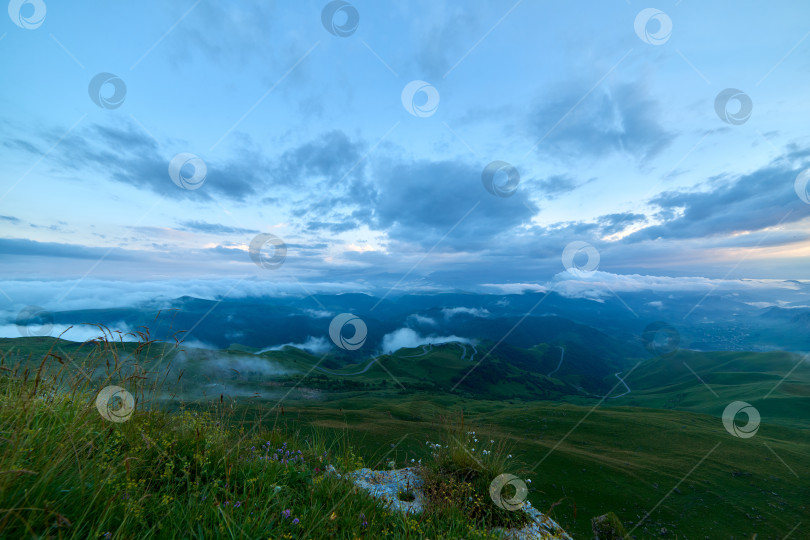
[175,349,296,377]
[0,321,139,342]
[302,309,332,318]
[380,327,472,354]
[407,314,437,326]
[0,278,371,315]
[441,307,490,319]
[256,335,331,355]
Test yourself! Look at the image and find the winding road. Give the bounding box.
[313,355,382,376]
[547,346,565,377]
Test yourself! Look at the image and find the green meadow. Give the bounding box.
[1,336,807,538]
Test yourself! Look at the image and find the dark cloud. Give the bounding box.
[414,7,479,79]
[369,159,538,250]
[276,131,366,187]
[10,122,366,204]
[3,138,41,155]
[627,163,809,242]
[179,221,258,235]
[306,221,359,234]
[0,238,133,261]
[597,212,647,235]
[38,122,263,201]
[531,81,675,161]
[532,174,595,199]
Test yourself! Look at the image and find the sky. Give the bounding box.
[2,0,810,311]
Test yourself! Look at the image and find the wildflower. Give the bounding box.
[330,512,337,521]
[292,518,300,525]
[526,479,532,484]
[282,509,291,519]
[234,501,242,508]
[507,454,513,459]
[103,533,111,539]
[490,440,494,444]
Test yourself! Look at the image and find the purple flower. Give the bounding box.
[282,509,291,519]
[234,501,241,508]
[292,518,300,525]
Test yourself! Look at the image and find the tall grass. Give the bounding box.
[0,329,532,539]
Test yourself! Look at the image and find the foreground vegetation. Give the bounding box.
[0,337,542,539]
[2,332,808,538]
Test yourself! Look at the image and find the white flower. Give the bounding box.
[490,440,494,444]
[526,479,532,484]
[507,454,513,459]
[471,448,475,452]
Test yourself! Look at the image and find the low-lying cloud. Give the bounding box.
[256,336,331,355]
[381,327,473,354]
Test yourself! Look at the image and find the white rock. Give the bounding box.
[345,467,572,539]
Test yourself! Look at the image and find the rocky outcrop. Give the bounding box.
[330,465,572,540]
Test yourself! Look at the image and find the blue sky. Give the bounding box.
[2,0,810,307]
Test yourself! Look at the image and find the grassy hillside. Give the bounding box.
[1,335,808,538]
[263,394,809,539]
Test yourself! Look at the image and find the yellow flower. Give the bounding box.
[329,512,337,521]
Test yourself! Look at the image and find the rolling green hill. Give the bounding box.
[2,336,808,538]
